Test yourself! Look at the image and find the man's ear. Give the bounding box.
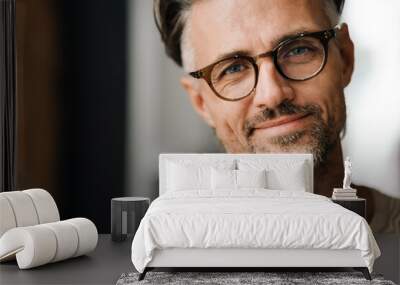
[180,75,216,127]
[337,23,355,87]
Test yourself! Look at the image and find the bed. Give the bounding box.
[131,153,380,280]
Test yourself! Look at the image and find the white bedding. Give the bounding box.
[131,190,380,273]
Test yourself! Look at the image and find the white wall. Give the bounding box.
[341,1,400,199]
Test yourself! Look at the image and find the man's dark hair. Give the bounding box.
[153,0,345,67]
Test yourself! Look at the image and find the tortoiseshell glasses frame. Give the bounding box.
[189,26,339,102]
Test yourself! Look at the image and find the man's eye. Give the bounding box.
[223,63,246,75]
[286,46,311,57]
[213,59,252,82]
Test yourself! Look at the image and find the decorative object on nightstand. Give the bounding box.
[331,198,366,219]
[111,197,150,242]
[332,156,358,199]
[343,156,353,190]
[331,157,365,218]
[332,188,358,199]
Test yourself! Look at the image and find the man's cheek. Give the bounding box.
[214,121,251,153]
[319,94,343,131]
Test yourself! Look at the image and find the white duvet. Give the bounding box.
[131,189,380,273]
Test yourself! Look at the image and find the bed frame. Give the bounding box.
[139,154,371,281]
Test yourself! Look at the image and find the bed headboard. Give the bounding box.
[159,153,314,195]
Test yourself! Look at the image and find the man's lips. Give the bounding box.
[253,113,311,131]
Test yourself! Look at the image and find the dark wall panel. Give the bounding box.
[1,0,17,192]
[57,0,127,233]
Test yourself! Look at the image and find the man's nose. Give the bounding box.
[252,60,295,109]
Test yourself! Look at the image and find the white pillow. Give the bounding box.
[211,168,236,189]
[236,169,267,188]
[267,165,307,191]
[166,159,236,192]
[167,162,210,191]
[238,159,309,192]
[211,169,267,190]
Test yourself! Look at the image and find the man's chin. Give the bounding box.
[250,130,308,152]
[252,143,315,156]
[248,130,326,164]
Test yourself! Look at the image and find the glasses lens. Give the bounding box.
[210,57,256,100]
[277,36,325,80]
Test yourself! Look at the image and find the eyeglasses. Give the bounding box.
[189,26,339,101]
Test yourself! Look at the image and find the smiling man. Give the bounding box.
[153,0,400,233]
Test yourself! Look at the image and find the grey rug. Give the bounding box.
[116,272,396,285]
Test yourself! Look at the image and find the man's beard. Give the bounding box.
[243,100,336,166]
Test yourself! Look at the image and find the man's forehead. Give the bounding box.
[188,0,331,68]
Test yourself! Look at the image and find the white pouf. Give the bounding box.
[0,191,39,227]
[0,189,98,269]
[0,195,17,237]
[23,188,60,224]
[0,218,98,269]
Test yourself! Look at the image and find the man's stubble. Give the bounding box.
[215,100,342,166]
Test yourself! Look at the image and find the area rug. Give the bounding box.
[116,271,396,285]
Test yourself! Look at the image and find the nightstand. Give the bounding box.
[331,198,366,218]
[111,197,150,242]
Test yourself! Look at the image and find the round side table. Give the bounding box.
[111,197,150,242]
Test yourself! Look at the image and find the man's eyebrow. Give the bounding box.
[210,27,311,64]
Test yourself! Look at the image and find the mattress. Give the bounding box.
[131,189,380,273]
